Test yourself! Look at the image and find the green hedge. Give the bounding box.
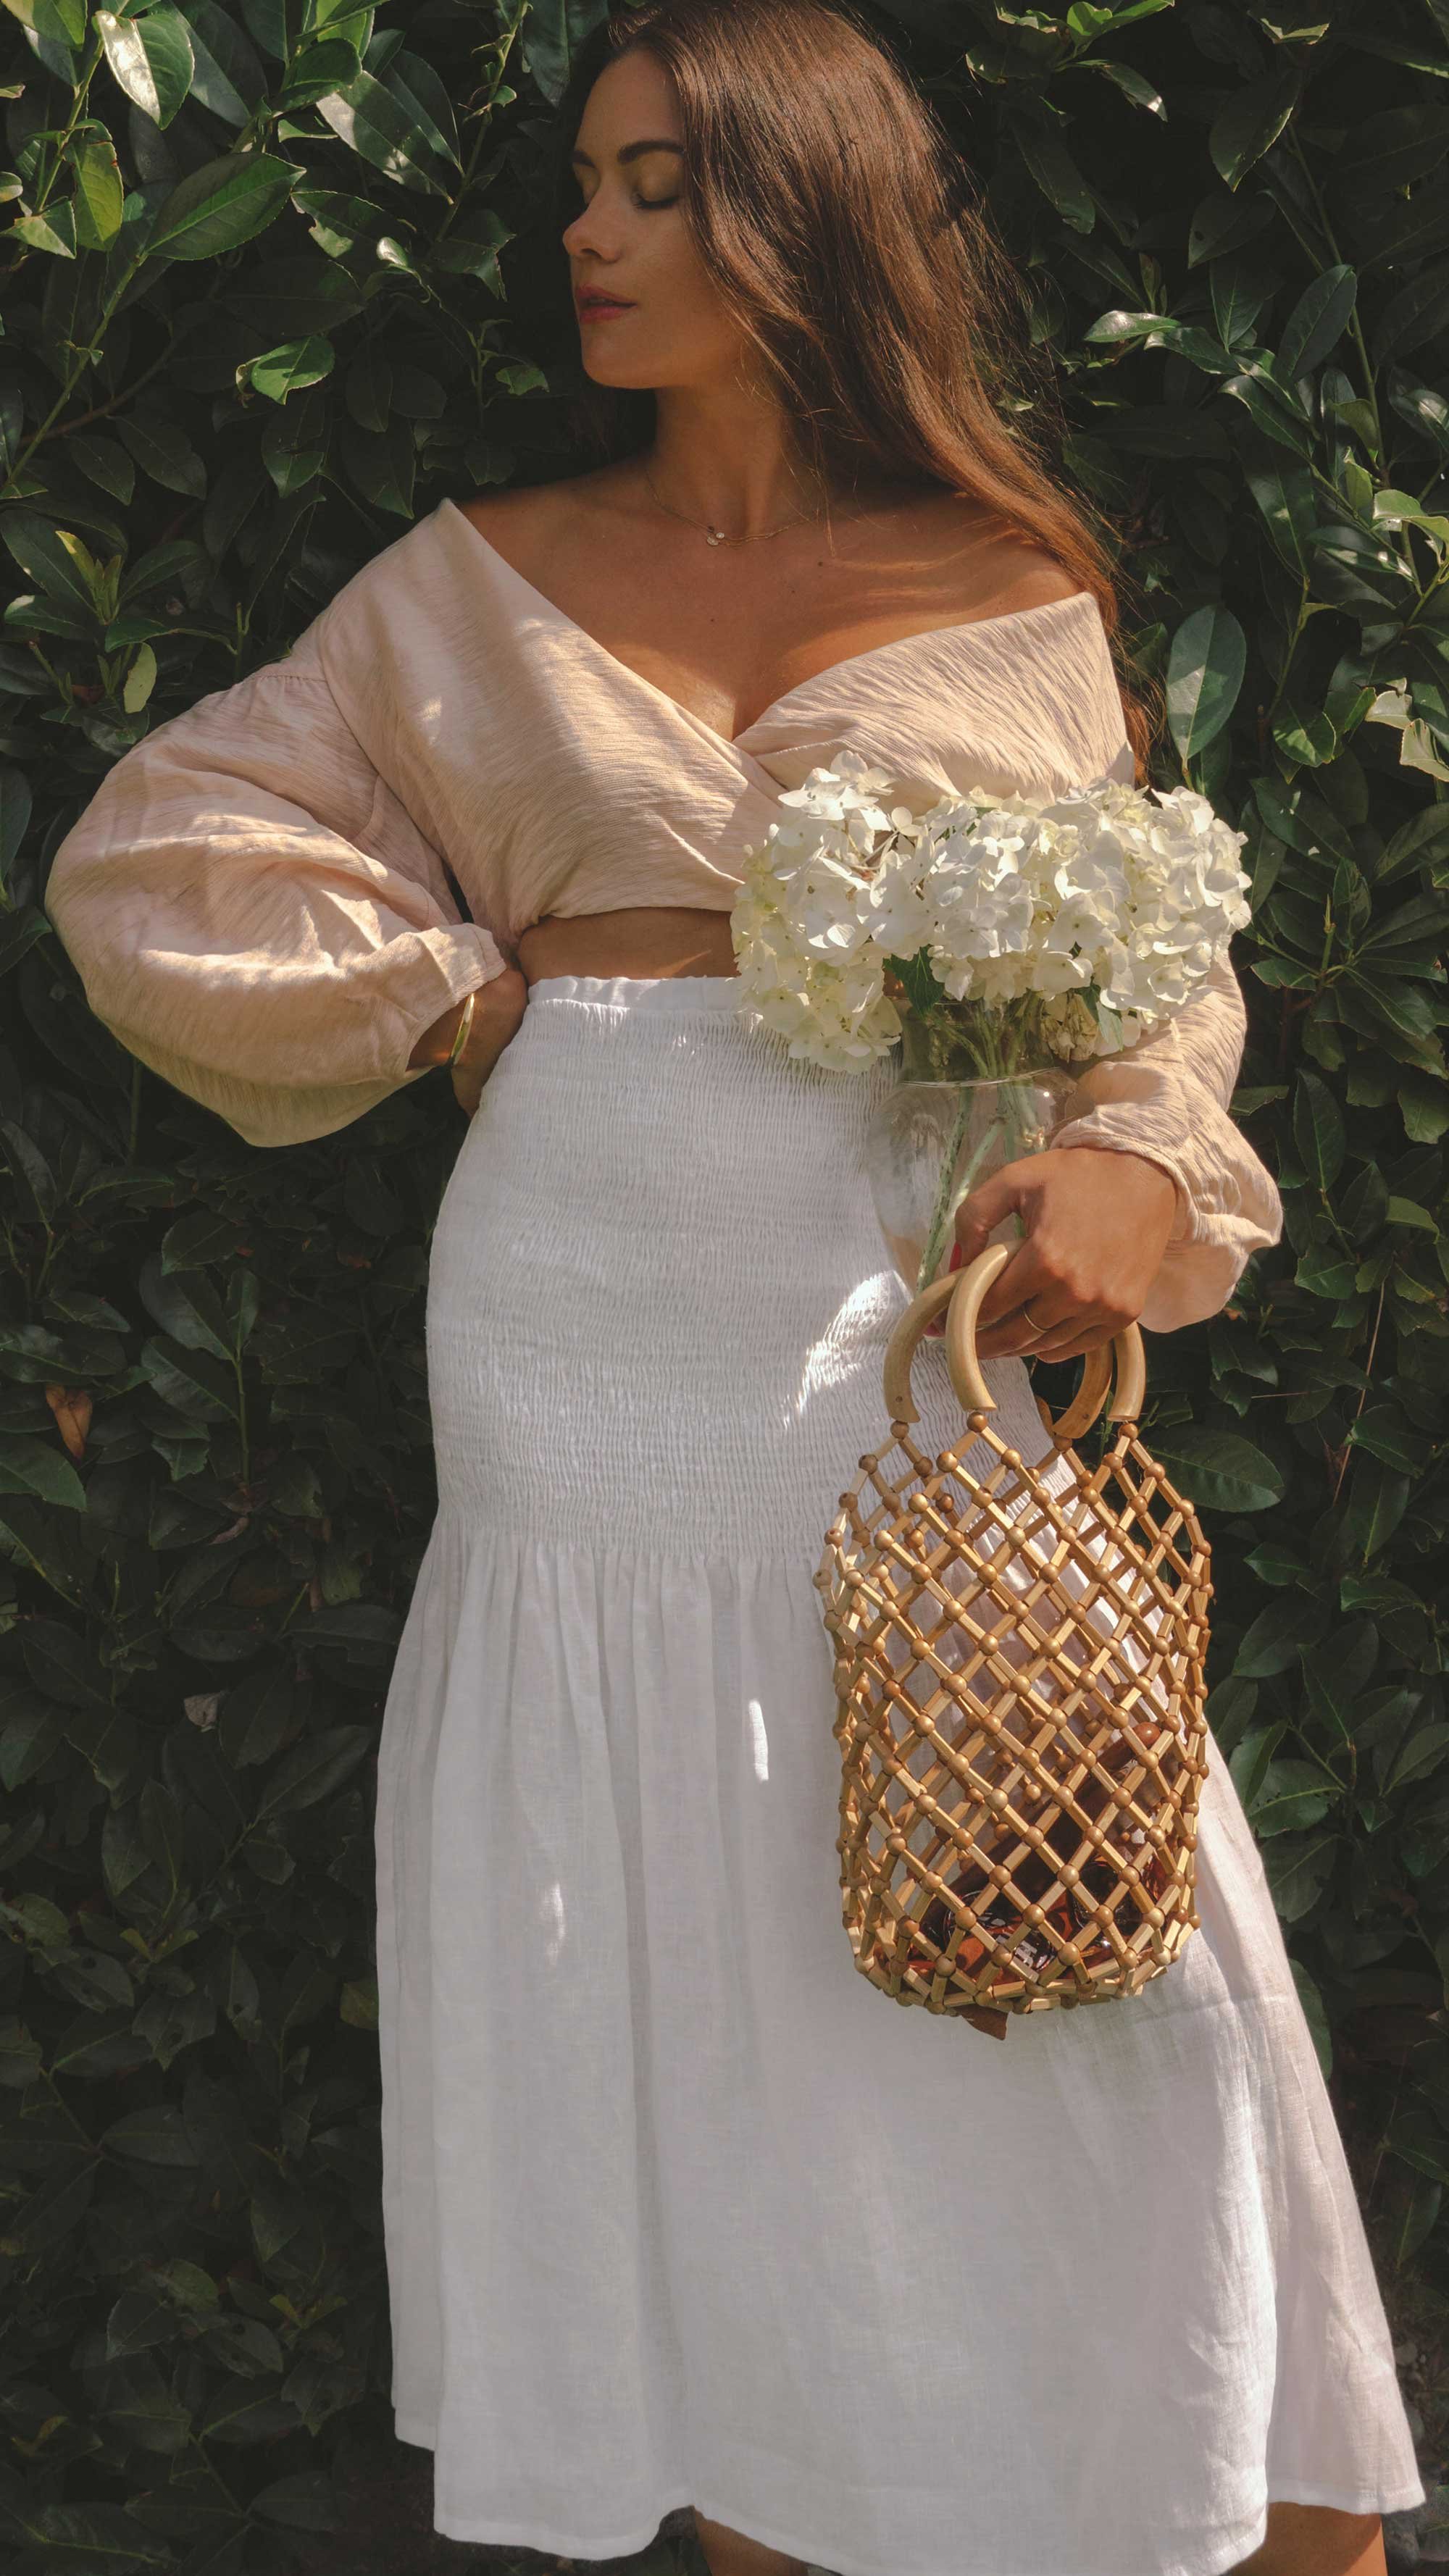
[1,0,1447,2562]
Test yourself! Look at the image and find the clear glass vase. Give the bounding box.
[866,1031,1079,1296]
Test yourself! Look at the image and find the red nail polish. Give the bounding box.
[947,1242,962,1272]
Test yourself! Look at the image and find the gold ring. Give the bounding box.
[1020,1300,1053,1339]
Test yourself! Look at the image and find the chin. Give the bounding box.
[580,351,659,388]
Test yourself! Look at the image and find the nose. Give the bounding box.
[561,189,622,262]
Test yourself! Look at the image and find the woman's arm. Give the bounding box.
[950,948,1285,1358]
[44,656,518,1147]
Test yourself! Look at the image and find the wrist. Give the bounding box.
[1048,1142,1185,1250]
[408,992,477,1071]
[446,989,477,1069]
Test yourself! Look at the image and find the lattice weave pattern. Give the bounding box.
[815,1260,1212,2044]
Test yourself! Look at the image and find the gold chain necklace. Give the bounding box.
[641,459,832,548]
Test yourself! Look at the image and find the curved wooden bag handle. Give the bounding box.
[882,1242,1147,1439]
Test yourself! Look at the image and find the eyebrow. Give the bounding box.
[569,138,684,169]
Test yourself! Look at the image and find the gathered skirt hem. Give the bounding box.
[384,2437,1425,2576]
[391,2417,1424,2576]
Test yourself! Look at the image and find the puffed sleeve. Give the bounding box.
[1048,948,1285,1333]
[43,653,511,1149]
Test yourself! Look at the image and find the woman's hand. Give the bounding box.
[409,968,530,1119]
[937,1145,1180,1364]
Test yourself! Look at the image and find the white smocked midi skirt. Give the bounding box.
[374,971,1424,2576]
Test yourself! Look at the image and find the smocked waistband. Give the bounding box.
[524,972,746,1012]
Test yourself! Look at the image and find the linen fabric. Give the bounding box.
[380,970,1421,2572]
[41,499,1423,2568]
[42,497,1279,1331]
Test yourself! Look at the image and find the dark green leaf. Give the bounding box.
[314,70,452,196]
[1261,1828,1337,1921]
[1385,1726,1449,1795]
[246,338,335,402]
[1188,188,1275,268]
[1373,259,1449,361]
[1342,1458,1413,1563]
[383,49,462,172]
[1148,1429,1285,1513]
[1389,2175,1442,2267]
[1210,257,1279,349]
[1165,605,1246,758]
[1,512,102,617]
[1235,1594,1329,1676]
[1275,264,1356,380]
[337,417,416,516]
[9,203,78,256]
[1290,1958,1332,2081]
[1018,127,1095,233]
[0,1435,86,1513]
[176,0,266,123]
[256,1726,370,1818]
[1338,105,1449,195]
[0,767,30,881]
[1293,1069,1345,1189]
[1221,367,1314,455]
[120,407,209,501]
[70,133,125,251]
[1387,377,1449,453]
[149,150,298,259]
[1388,2108,1449,2189]
[1243,451,1317,573]
[519,0,609,106]
[1398,1074,1449,1143]
[1209,72,1300,192]
[1248,1762,1330,1844]
[96,1,195,126]
[102,2104,199,2165]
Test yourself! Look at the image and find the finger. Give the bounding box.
[1027,1307,1116,1361]
[1053,1307,1137,1358]
[951,1166,1022,1264]
[970,1244,1036,1331]
[970,1232,1064,1334]
[974,1318,1061,1362]
[983,1276,1080,1358]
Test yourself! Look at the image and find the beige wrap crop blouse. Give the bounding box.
[43,494,1283,1333]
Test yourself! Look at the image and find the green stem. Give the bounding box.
[432,0,525,253]
[1264,582,1311,728]
[1286,128,1385,462]
[916,1082,977,1292]
[0,257,145,504]
[4,28,104,248]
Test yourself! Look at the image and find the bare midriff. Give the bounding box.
[513,904,740,987]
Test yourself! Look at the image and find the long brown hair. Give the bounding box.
[550,0,1153,771]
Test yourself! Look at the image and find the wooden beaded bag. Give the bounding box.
[815,1241,1212,2043]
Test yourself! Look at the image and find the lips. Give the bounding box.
[575,293,635,317]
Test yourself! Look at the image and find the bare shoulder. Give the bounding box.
[877,487,1091,623]
[452,463,638,575]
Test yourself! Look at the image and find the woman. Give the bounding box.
[42,4,1423,2572]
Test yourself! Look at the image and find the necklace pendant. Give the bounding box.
[706,527,725,545]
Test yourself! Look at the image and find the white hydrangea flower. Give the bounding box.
[727,761,1253,1075]
[1040,992,1106,1063]
[730,834,901,1071]
[772,750,908,863]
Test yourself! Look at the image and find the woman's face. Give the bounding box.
[562,49,748,391]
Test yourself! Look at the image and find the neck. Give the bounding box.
[646,381,840,536]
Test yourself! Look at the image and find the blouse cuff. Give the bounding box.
[382,922,513,1078]
[1049,1087,1283,1336]
[103,923,511,1150]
